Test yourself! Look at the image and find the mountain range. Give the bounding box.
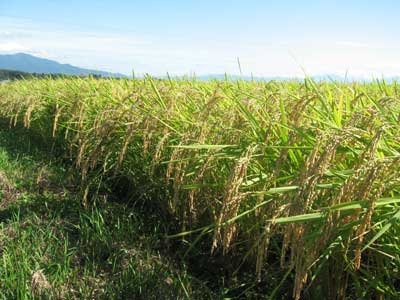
[0,53,126,78]
[0,53,398,82]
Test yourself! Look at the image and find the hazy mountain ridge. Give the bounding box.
[1,53,398,82]
[0,53,126,78]
[190,74,399,83]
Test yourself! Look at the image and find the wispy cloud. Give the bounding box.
[0,16,242,75]
[0,16,399,78]
[0,30,32,39]
[336,41,371,48]
[0,41,29,52]
[336,41,379,48]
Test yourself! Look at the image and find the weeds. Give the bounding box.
[0,128,209,300]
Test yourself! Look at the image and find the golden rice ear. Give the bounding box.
[256,203,287,281]
[13,108,21,127]
[142,118,152,155]
[76,140,87,168]
[77,104,85,130]
[165,143,182,183]
[150,131,171,175]
[187,152,216,224]
[118,124,134,168]
[52,104,63,137]
[82,185,89,209]
[170,161,186,214]
[8,115,13,128]
[280,133,344,297]
[212,144,257,254]
[23,104,34,129]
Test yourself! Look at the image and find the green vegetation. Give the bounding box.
[0,69,33,81]
[0,69,104,81]
[0,128,213,299]
[1,77,400,299]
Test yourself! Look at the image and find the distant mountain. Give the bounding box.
[195,74,295,81]
[0,53,126,78]
[191,74,399,83]
[1,53,398,82]
[170,73,339,82]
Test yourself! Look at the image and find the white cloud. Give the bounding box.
[0,41,29,52]
[0,31,12,37]
[0,16,399,78]
[336,41,370,48]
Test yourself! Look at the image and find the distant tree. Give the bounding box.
[0,69,113,81]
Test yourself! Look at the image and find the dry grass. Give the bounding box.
[0,170,16,207]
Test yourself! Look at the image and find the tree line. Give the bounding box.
[0,69,103,81]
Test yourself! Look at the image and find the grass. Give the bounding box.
[1,77,400,299]
[0,128,216,300]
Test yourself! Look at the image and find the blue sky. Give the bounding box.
[0,0,399,77]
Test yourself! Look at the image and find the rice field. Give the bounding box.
[1,77,400,299]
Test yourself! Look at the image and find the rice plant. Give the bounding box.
[1,76,400,299]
